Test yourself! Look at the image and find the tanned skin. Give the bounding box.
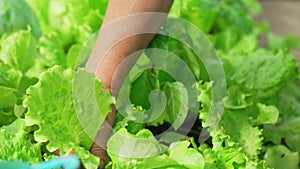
[87,0,174,168]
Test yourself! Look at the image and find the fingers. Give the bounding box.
[90,105,116,169]
[90,142,107,169]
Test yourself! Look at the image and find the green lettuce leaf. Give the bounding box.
[0,119,42,164]
[38,31,66,67]
[221,109,263,157]
[170,0,218,34]
[201,132,269,169]
[130,70,160,110]
[108,128,205,169]
[0,61,22,126]
[202,143,246,169]
[199,81,278,158]
[0,0,42,38]
[266,33,300,51]
[223,49,298,101]
[169,141,205,169]
[0,30,38,74]
[0,30,41,109]
[264,145,299,169]
[161,82,189,130]
[26,0,108,52]
[264,81,300,152]
[0,62,20,108]
[24,66,114,168]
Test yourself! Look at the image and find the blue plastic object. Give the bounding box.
[0,156,80,169]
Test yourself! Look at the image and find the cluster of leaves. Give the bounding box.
[0,0,300,169]
[107,0,300,169]
[0,0,113,168]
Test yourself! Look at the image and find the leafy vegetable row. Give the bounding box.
[0,0,299,169]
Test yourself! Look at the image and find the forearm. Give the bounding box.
[102,0,174,26]
[87,0,174,93]
[88,1,173,168]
